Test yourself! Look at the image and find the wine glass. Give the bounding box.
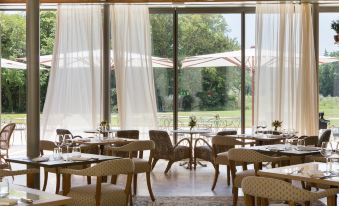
[54,135,64,149]
[297,139,305,150]
[321,142,333,175]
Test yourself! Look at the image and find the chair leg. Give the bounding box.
[164,161,173,174]
[261,198,269,206]
[151,158,158,170]
[327,195,337,206]
[227,165,231,186]
[56,173,61,194]
[42,171,48,191]
[87,176,91,185]
[211,164,219,190]
[133,174,137,196]
[194,157,197,170]
[146,172,155,201]
[232,187,238,206]
[244,194,255,206]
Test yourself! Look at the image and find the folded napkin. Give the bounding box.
[304,170,325,178]
[0,198,17,206]
[31,156,49,162]
[69,157,95,161]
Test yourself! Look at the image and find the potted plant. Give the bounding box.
[331,20,339,43]
[272,120,282,131]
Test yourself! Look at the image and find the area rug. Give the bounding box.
[133,196,326,206]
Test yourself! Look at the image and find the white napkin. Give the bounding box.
[32,156,49,162]
[0,198,17,206]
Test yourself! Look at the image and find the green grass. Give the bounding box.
[1,96,338,128]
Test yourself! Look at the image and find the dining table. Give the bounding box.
[227,134,288,145]
[258,162,339,206]
[247,144,321,163]
[171,129,212,170]
[6,153,121,192]
[0,184,71,206]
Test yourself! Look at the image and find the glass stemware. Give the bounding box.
[297,139,305,150]
[320,142,334,175]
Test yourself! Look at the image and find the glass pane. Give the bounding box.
[245,13,255,133]
[319,13,339,129]
[178,14,241,133]
[150,13,174,131]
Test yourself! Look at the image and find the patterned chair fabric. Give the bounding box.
[111,130,139,157]
[317,129,331,147]
[242,176,339,203]
[228,148,290,206]
[0,168,38,177]
[61,159,134,206]
[149,130,191,173]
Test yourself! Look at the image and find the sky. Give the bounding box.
[225,13,339,55]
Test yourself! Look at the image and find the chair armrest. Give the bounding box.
[174,138,190,148]
[194,138,212,150]
[0,168,39,177]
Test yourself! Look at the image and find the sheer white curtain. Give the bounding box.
[254,3,318,136]
[41,5,103,139]
[111,5,158,136]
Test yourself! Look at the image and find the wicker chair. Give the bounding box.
[317,129,331,147]
[294,135,318,147]
[61,159,134,206]
[242,176,339,206]
[211,135,247,190]
[39,140,91,192]
[111,140,155,201]
[228,148,290,206]
[56,129,98,154]
[149,130,191,173]
[0,123,16,161]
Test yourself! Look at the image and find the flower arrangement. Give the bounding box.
[188,115,197,130]
[99,121,109,131]
[272,120,283,131]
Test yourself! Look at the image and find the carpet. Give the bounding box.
[133,196,326,206]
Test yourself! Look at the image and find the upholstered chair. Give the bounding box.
[317,129,331,146]
[242,176,339,206]
[211,135,247,190]
[110,140,155,201]
[61,159,134,206]
[228,148,290,206]
[149,130,191,173]
[111,130,139,157]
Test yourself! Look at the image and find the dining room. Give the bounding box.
[0,0,339,206]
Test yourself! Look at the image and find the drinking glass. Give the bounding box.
[320,142,333,174]
[297,139,305,150]
[54,135,64,149]
[53,147,62,160]
[72,146,81,158]
[0,178,9,198]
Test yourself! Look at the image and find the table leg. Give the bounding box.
[188,134,193,170]
[56,168,60,194]
[327,195,337,206]
[26,166,39,189]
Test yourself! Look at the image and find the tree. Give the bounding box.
[40,11,56,55]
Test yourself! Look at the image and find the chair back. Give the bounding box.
[228,148,277,164]
[299,135,318,147]
[241,176,338,202]
[116,130,139,139]
[0,123,16,150]
[56,129,73,140]
[113,140,154,152]
[212,135,245,154]
[40,140,56,155]
[318,129,331,146]
[149,130,174,156]
[76,158,134,176]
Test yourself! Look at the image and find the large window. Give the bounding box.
[319,13,339,127]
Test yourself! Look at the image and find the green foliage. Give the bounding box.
[40,11,57,55]
[319,51,339,97]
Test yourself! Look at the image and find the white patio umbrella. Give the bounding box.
[17,54,173,69]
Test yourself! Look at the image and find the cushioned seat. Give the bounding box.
[132,158,151,173]
[67,182,127,206]
[234,169,255,187]
[173,145,191,161]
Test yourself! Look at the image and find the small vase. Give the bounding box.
[274,126,278,131]
[190,126,194,131]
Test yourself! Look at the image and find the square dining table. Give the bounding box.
[258,162,339,206]
[6,153,121,192]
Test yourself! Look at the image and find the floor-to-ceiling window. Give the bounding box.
[318,12,339,128]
